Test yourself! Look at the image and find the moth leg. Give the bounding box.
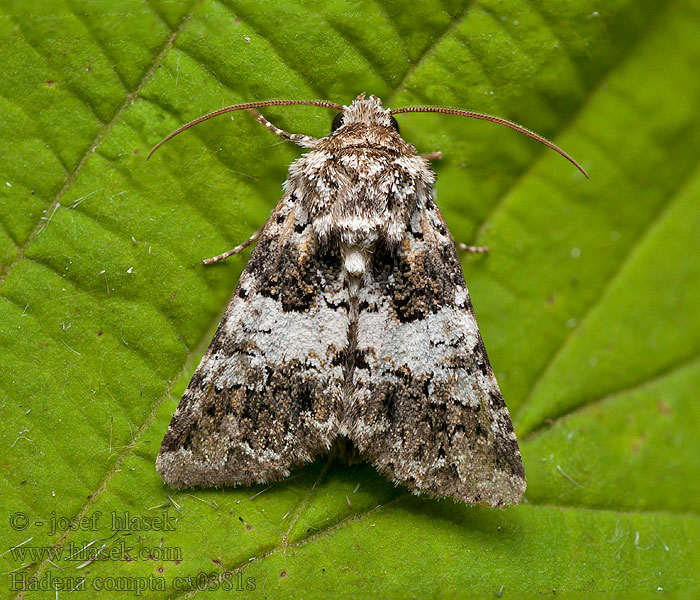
[456,242,489,253]
[421,151,442,161]
[248,108,319,149]
[202,226,263,265]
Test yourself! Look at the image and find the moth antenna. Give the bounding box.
[389,106,588,178]
[147,99,344,159]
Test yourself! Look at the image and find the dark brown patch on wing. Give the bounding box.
[371,230,464,323]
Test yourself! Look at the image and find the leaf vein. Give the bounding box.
[515,145,700,432]
[0,3,200,294]
[387,2,474,103]
[523,352,700,442]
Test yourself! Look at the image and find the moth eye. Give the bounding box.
[389,116,400,133]
[331,112,344,132]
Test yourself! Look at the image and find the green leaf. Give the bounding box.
[1,0,699,597]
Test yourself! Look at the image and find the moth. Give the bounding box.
[152,94,586,507]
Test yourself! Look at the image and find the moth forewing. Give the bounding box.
[347,202,525,507]
[155,93,584,505]
[156,192,349,487]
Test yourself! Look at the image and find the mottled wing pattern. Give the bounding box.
[345,198,526,507]
[157,193,349,487]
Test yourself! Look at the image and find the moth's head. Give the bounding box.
[330,93,400,135]
[325,93,404,151]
